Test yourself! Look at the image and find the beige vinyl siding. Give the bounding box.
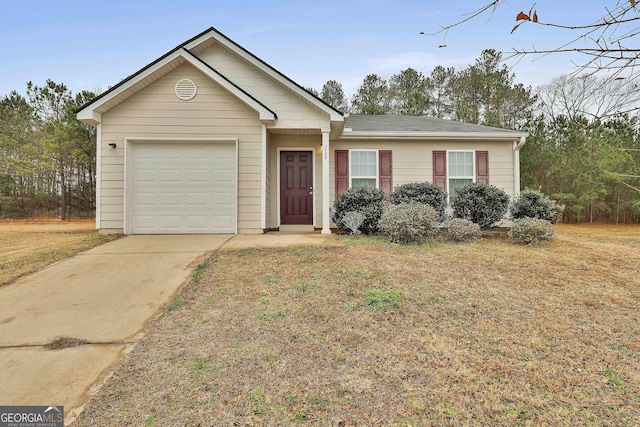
[197,44,330,130]
[330,139,516,204]
[99,63,263,232]
[267,134,323,228]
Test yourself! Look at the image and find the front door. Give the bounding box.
[280,151,313,225]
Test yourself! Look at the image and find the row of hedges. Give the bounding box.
[332,183,563,245]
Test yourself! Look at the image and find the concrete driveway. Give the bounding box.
[0,235,232,424]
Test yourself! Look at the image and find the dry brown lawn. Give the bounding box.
[0,220,118,287]
[74,224,640,426]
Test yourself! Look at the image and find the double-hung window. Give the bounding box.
[335,149,393,197]
[350,149,378,188]
[433,150,489,202]
[447,151,474,197]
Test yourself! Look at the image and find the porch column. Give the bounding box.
[321,130,331,234]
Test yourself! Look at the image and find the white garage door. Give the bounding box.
[129,141,236,234]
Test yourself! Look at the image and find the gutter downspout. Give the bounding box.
[513,136,526,198]
[95,124,101,230]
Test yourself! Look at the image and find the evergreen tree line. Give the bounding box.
[309,49,640,224]
[0,49,638,222]
[0,81,97,219]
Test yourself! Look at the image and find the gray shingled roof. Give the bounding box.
[345,114,525,135]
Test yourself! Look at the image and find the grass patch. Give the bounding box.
[365,288,403,310]
[0,221,117,287]
[74,225,640,426]
[191,260,210,284]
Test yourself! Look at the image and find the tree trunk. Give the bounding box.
[59,158,66,220]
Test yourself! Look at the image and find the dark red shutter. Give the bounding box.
[379,150,392,195]
[335,149,349,197]
[433,150,446,190]
[476,151,489,184]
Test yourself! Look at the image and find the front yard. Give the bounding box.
[0,220,117,287]
[74,224,640,426]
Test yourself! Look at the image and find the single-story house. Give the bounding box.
[77,27,527,235]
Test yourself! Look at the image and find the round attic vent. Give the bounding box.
[175,79,197,101]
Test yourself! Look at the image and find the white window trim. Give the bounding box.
[446,150,476,203]
[349,149,379,188]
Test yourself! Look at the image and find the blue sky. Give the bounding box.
[0,0,615,98]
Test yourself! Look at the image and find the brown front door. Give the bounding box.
[280,151,313,225]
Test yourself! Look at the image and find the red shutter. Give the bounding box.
[476,151,489,184]
[379,150,392,195]
[433,151,446,190]
[335,149,349,197]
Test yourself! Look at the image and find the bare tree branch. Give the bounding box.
[423,1,640,85]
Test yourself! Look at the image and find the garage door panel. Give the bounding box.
[187,170,208,182]
[129,142,237,234]
[136,169,157,182]
[135,192,156,205]
[160,169,182,183]
[187,192,208,205]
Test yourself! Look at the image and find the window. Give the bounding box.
[433,150,489,201]
[335,149,392,197]
[350,150,378,188]
[448,151,474,197]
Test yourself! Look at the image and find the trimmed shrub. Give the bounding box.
[331,187,385,234]
[378,202,439,244]
[509,217,555,245]
[390,182,447,220]
[510,189,565,223]
[442,218,482,243]
[451,183,510,229]
[341,211,366,235]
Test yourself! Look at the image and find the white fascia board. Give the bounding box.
[185,31,343,122]
[77,110,102,126]
[180,50,276,122]
[76,49,276,125]
[76,50,188,120]
[339,131,528,140]
[77,51,188,121]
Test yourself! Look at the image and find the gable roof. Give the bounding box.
[77,27,344,126]
[341,115,527,140]
[184,27,344,121]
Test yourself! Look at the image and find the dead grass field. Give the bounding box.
[0,220,118,287]
[74,224,640,426]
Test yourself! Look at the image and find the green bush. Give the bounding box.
[442,218,482,242]
[378,202,439,244]
[510,189,564,223]
[390,182,447,220]
[331,187,385,234]
[509,218,555,245]
[451,183,510,229]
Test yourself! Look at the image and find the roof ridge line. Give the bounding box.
[182,48,277,119]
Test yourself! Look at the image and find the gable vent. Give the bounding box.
[175,79,197,101]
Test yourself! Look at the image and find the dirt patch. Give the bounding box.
[73,225,640,426]
[0,221,118,287]
[45,336,90,350]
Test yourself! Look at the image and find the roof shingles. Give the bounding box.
[345,114,525,135]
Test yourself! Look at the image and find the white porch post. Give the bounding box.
[261,124,267,230]
[321,130,331,234]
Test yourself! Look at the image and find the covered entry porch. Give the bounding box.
[266,129,333,234]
